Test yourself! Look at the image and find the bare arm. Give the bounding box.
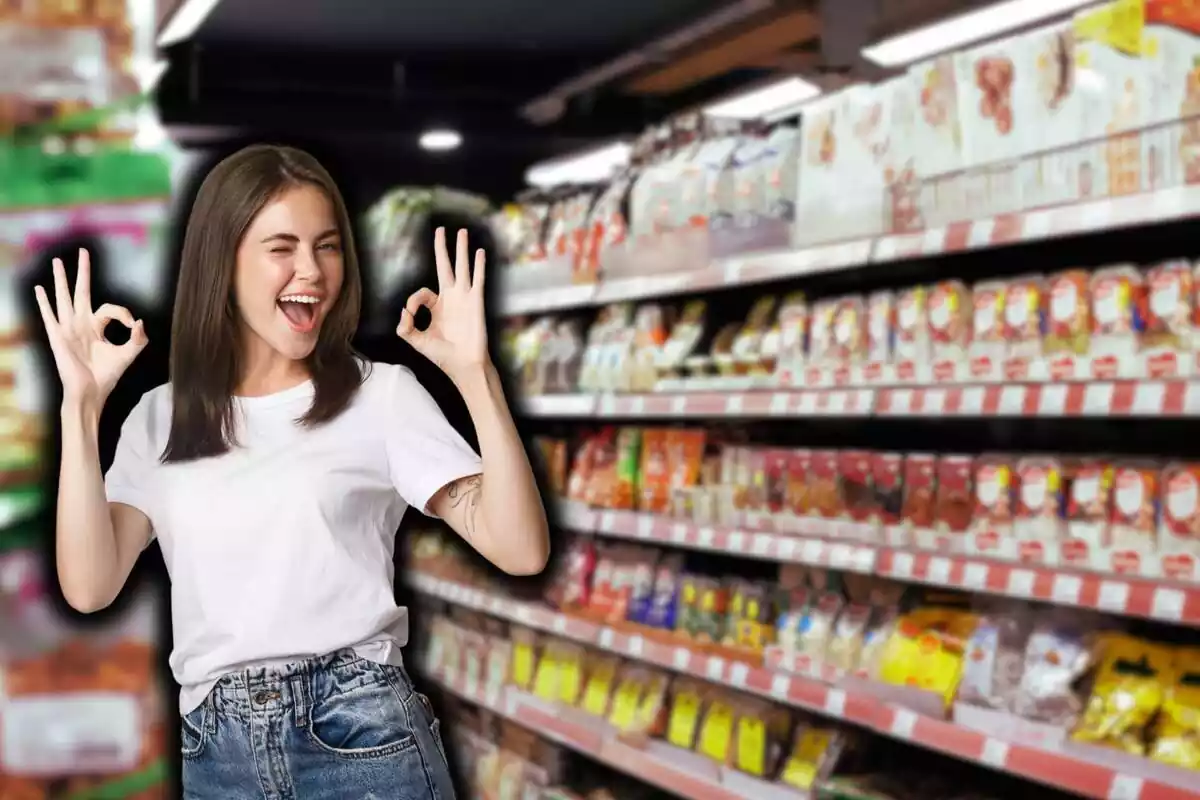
[57,403,151,613]
[429,363,549,576]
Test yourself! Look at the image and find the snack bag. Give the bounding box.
[732,697,775,777]
[826,604,872,672]
[1003,274,1046,359]
[1110,462,1160,551]
[611,428,642,510]
[638,429,671,513]
[935,455,975,535]
[644,553,684,630]
[871,452,905,526]
[1045,270,1092,356]
[786,449,814,518]
[1012,617,1095,725]
[780,724,842,790]
[1074,635,1172,755]
[901,454,937,529]
[667,679,707,750]
[866,290,896,366]
[958,604,1032,710]
[1067,459,1115,549]
[1143,259,1193,352]
[696,693,738,765]
[581,655,620,718]
[1150,648,1200,770]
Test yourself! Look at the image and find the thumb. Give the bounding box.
[396,309,430,350]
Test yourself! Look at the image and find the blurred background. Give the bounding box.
[6,1,1200,799]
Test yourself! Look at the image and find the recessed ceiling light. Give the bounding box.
[157,0,224,47]
[703,76,823,120]
[419,129,463,152]
[525,141,632,188]
[862,0,1099,68]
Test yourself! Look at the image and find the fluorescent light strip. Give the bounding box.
[525,142,632,188]
[158,0,224,47]
[862,0,1101,68]
[703,76,822,120]
[419,130,463,151]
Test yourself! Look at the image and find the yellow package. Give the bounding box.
[1150,647,1200,770]
[877,608,976,706]
[608,669,646,733]
[532,642,563,702]
[510,628,539,691]
[697,694,737,764]
[1073,634,1171,756]
[667,680,706,750]
[780,725,836,790]
[557,644,585,706]
[636,672,670,736]
[581,656,619,717]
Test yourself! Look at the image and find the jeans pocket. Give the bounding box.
[307,675,417,759]
[180,703,208,759]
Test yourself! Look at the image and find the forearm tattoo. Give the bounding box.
[447,475,483,539]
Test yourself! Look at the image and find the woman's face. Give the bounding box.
[234,184,344,363]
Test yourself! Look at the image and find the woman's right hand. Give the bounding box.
[34,249,148,411]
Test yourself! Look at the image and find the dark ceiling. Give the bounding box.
[157,0,833,202]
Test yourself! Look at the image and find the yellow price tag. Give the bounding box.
[582,662,616,716]
[667,691,701,749]
[697,701,735,763]
[511,642,535,690]
[609,679,643,731]
[735,716,767,776]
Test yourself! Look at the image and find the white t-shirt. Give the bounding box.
[104,361,482,714]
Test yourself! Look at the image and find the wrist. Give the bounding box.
[448,359,495,391]
[61,396,104,429]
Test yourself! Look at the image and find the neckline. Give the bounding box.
[233,379,314,409]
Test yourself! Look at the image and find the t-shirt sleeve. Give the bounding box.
[104,394,158,535]
[379,363,483,516]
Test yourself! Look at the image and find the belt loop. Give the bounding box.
[289,673,310,729]
[205,688,218,735]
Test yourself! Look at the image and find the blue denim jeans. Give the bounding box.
[180,650,454,799]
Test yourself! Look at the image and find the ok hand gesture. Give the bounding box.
[34,249,148,409]
[396,228,488,382]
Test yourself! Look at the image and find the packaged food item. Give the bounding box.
[644,553,684,630]
[1150,647,1200,770]
[1160,461,1200,574]
[587,548,619,620]
[859,608,901,680]
[973,454,1016,536]
[840,450,876,525]
[625,548,660,626]
[1143,259,1194,353]
[1074,635,1172,755]
[795,593,845,662]
[545,537,596,611]
[1012,616,1096,725]
[1045,269,1092,357]
[893,286,931,376]
[928,280,972,368]
[775,292,809,381]
[1110,462,1160,551]
[608,666,666,735]
[678,576,729,643]
[1090,266,1147,373]
[658,300,707,384]
[877,608,976,705]
[1014,456,1067,544]
[581,654,620,718]
[1002,274,1046,364]
[809,450,843,519]
[935,455,975,536]
[611,428,642,511]
[871,452,905,527]
[807,299,838,369]
[732,697,781,778]
[1066,458,1115,550]
[958,603,1032,710]
[780,723,845,791]
[865,290,896,370]
[731,297,780,377]
[901,453,938,529]
[763,448,791,516]
[830,296,868,373]
[696,692,738,765]
[638,429,671,513]
[786,449,815,518]
[826,605,872,672]
[509,628,540,692]
[667,678,707,750]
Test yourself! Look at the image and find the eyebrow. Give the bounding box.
[260,228,340,244]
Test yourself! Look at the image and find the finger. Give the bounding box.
[73,248,92,315]
[52,259,73,328]
[33,286,64,346]
[472,248,486,293]
[455,229,470,288]
[404,287,439,318]
[93,299,138,338]
[126,319,149,352]
[433,227,454,290]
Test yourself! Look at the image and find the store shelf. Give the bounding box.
[411,573,1200,800]
[523,380,1200,420]
[555,503,1200,625]
[427,663,801,800]
[497,186,1200,318]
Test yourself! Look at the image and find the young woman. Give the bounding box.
[36,144,549,799]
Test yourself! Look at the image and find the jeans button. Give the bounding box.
[254,691,268,705]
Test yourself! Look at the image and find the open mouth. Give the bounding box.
[277,294,321,334]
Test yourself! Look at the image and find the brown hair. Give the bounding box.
[161,144,364,463]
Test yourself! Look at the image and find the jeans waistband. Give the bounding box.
[204,649,413,721]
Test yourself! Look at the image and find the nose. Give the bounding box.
[294,247,322,282]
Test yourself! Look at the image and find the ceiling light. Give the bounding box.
[132,59,169,93]
[703,76,822,120]
[525,141,632,188]
[862,0,1100,68]
[157,0,224,47]
[419,129,463,152]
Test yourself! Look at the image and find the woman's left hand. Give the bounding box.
[397,227,488,382]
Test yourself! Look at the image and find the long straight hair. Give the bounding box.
[161,144,364,463]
